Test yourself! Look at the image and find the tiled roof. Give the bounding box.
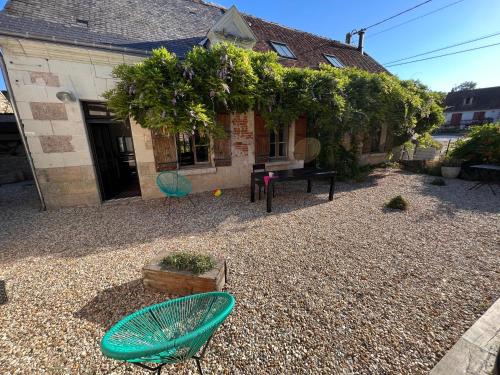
[444,86,500,112]
[0,0,385,72]
[0,0,223,57]
[245,16,385,73]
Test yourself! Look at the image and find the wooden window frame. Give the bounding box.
[176,131,212,168]
[269,126,289,160]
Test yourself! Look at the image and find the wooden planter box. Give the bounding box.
[142,256,226,296]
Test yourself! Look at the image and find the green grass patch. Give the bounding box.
[161,252,215,275]
[385,195,409,211]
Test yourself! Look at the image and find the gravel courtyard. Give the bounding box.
[1,170,499,374]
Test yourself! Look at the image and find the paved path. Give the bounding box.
[431,298,500,374]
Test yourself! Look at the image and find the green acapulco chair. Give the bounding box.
[101,292,235,375]
[156,171,195,208]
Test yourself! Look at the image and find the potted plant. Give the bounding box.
[142,251,227,296]
[441,157,462,178]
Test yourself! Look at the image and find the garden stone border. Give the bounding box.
[431,298,500,375]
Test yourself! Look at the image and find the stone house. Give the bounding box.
[443,86,500,129]
[0,0,388,209]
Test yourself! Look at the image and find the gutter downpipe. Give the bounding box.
[0,49,46,210]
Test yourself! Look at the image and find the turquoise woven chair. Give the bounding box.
[156,171,195,208]
[101,292,235,374]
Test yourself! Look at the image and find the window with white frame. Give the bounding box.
[269,127,288,159]
[324,54,344,68]
[270,41,296,59]
[463,96,474,105]
[176,131,210,167]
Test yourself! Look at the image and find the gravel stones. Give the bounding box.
[0,172,498,374]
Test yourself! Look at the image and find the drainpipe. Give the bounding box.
[0,49,46,210]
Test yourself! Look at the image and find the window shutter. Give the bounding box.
[214,112,232,167]
[254,112,269,163]
[294,115,307,160]
[151,131,177,171]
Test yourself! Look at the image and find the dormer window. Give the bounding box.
[324,54,344,68]
[270,41,295,59]
[463,97,473,105]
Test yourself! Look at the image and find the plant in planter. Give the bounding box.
[143,252,226,295]
[161,252,216,275]
[385,195,409,211]
[441,157,462,178]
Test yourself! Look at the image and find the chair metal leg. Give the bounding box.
[133,362,165,374]
[187,195,196,207]
[164,197,173,214]
[194,357,204,375]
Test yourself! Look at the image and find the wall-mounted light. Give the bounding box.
[56,91,76,103]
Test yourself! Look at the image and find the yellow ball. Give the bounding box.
[213,189,222,197]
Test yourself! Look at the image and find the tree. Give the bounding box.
[451,81,477,92]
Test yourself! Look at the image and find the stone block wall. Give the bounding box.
[0,37,143,208]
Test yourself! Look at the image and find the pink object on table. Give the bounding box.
[263,175,277,187]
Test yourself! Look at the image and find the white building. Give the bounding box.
[443,86,500,129]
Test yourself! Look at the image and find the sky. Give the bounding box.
[1,0,500,92]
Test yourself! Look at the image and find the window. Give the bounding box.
[270,41,296,59]
[324,54,344,68]
[463,97,473,105]
[117,136,134,153]
[473,111,485,122]
[176,131,210,167]
[269,127,288,159]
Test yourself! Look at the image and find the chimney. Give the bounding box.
[345,32,352,45]
[357,29,365,55]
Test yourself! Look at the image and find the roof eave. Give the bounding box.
[0,29,152,57]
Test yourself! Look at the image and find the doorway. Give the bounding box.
[84,102,141,201]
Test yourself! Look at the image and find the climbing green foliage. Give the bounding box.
[104,43,444,164]
[417,132,443,150]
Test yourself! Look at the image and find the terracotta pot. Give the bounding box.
[441,166,461,178]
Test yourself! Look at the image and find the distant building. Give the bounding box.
[443,86,500,129]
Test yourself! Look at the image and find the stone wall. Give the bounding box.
[0,37,143,208]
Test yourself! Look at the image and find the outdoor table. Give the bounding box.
[250,168,336,212]
[469,164,500,195]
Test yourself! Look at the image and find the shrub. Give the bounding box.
[430,178,446,186]
[417,132,443,150]
[385,195,409,210]
[449,124,500,164]
[160,252,215,275]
